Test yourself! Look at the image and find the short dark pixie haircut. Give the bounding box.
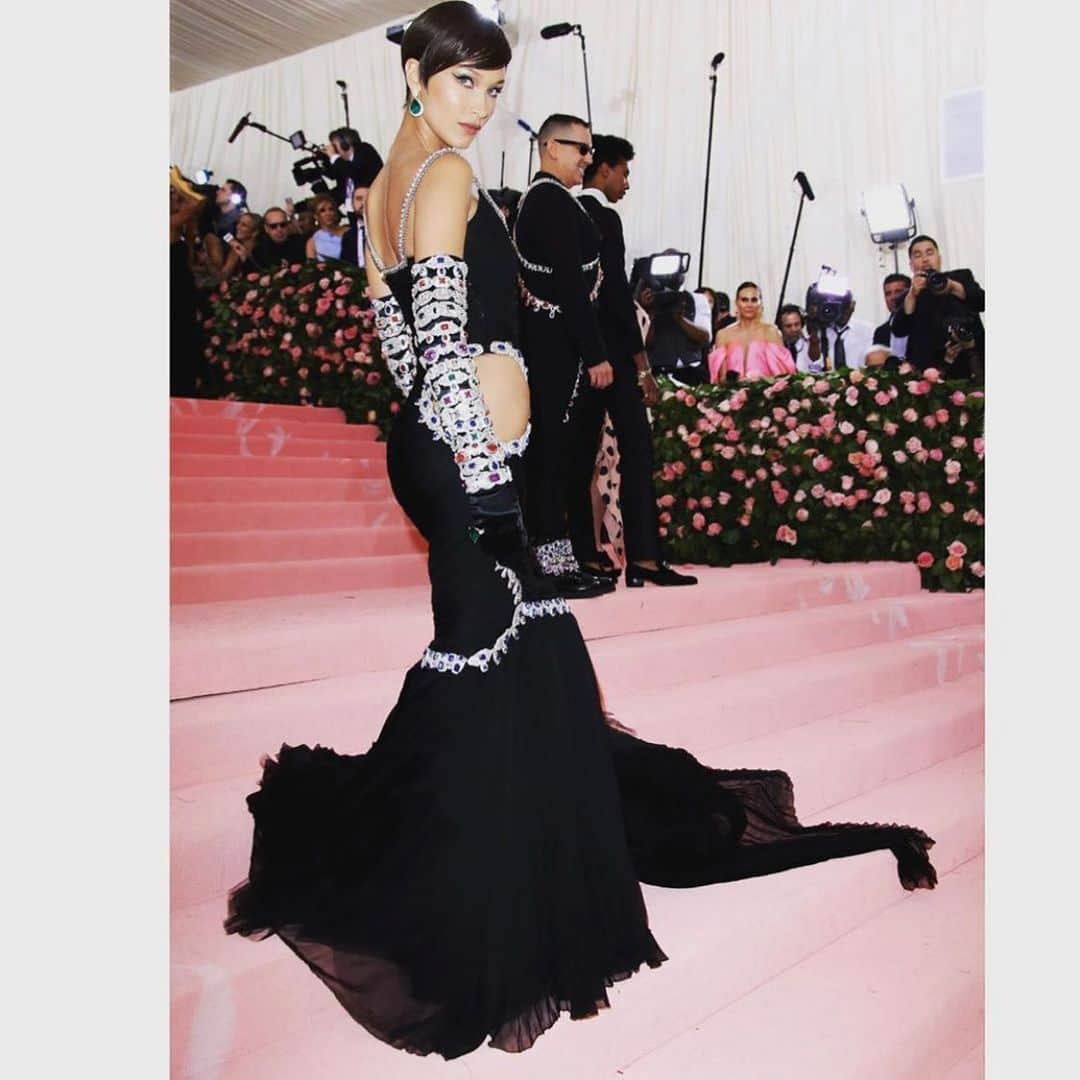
[400,2,512,106]
[538,113,590,144]
[583,134,635,184]
[908,234,938,256]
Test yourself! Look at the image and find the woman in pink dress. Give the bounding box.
[707,281,796,382]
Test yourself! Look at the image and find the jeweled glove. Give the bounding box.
[369,293,417,397]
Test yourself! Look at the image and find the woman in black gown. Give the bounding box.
[225,2,936,1060]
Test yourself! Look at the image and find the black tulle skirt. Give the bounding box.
[225,393,935,1060]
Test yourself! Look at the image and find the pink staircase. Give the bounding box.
[170,397,984,1079]
[170,398,428,603]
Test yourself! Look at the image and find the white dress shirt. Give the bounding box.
[823,318,875,370]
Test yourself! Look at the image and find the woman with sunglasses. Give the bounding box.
[226,1,938,1062]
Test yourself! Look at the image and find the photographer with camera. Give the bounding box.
[708,282,795,381]
[319,127,383,211]
[804,272,875,372]
[635,250,711,385]
[891,235,984,380]
[573,135,696,589]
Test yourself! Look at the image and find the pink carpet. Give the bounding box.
[170,397,984,1078]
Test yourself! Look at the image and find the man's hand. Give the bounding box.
[589,361,614,389]
[639,370,660,406]
[807,324,822,362]
[942,339,965,365]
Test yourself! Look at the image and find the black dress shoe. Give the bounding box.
[625,562,699,588]
[580,557,622,581]
[553,569,617,599]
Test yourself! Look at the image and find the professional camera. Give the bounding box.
[805,267,853,328]
[922,269,950,293]
[292,152,331,195]
[634,250,691,309]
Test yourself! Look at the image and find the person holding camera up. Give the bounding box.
[708,282,795,381]
[515,113,616,598]
[572,135,697,589]
[803,277,875,372]
[891,234,985,380]
[635,253,712,385]
[318,127,384,211]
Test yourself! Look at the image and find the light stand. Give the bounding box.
[517,118,540,186]
[697,52,724,288]
[860,184,917,277]
[775,171,816,323]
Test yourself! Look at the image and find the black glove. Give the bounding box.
[466,483,528,564]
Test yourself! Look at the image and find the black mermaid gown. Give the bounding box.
[225,162,936,1060]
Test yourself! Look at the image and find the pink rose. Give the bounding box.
[720,445,736,460]
[940,501,955,514]
[951,390,966,406]
[873,489,891,505]
[839,420,855,436]
[811,484,826,499]
[659,511,672,524]
[923,368,941,383]
[929,448,944,462]
[718,491,732,506]
[812,455,831,473]
[692,513,706,531]
[923,415,938,429]
[775,525,798,545]
[794,489,807,503]
[841,475,854,492]
[974,437,985,456]
[795,507,809,522]
[843,495,858,510]
[707,522,722,536]
[905,436,922,453]
[893,450,908,464]
[262,365,273,376]
[732,469,746,481]
[874,391,891,407]
[916,551,934,568]
[849,369,864,384]
[658,494,675,508]
[819,413,837,433]
[687,432,702,448]
[320,362,331,374]
[902,408,918,423]
[944,459,962,479]
[935,408,950,423]
[701,460,714,472]
[947,540,968,558]
[366,371,381,385]
[945,554,964,572]
[873,506,888,518]
[290,346,302,360]
[773,487,790,505]
[845,386,859,406]
[700,495,714,509]
[971,561,985,578]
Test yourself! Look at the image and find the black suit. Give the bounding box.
[890,268,985,380]
[251,232,306,270]
[515,172,606,552]
[569,191,660,564]
[320,143,383,208]
[339,220,366,269]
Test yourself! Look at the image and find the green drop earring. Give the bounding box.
[409,97,424,118]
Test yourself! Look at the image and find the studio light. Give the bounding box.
[385,22,410,44]
[195,168,213,185]
[860,184,917,246]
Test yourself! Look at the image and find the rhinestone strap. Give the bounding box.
[420,565,570,675]
[512,177,603,274]
[369,294,417,397]
[411,253,513,494]
[534,538,580,575]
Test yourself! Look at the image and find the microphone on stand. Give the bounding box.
[227,112,251,144]
[540,22,576,39]
[336,79,347,88]
[517,118,539,138]
[794,171,816,201]
[710,51,725,68]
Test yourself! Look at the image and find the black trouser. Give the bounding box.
[566,359,661,566]
[522,343,583,547]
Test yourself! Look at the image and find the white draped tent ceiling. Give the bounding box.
[170,0,984,323]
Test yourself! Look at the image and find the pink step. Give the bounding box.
[171,415,378,440]
[171,526,426,566]
[170,749,983,1078]
[170,625,983,791]
[944,1043,984,1079]
[169,673,981,912]
[170,453,383,479]
[170,398,345,423]
[171,554,430,604]
[620,855,983,1080]
[170,476,393,503]
[171,433,386,459]
[171,500,408,533]
[170,563,931,698]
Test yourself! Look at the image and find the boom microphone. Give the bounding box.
[710,52,725,68]
[517,118,539,138]
[227,112,251,144]
[540,22,576,39]
[336,79,347,88]
[794,171,816,201]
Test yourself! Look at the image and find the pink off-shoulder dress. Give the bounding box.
[708,340,796,383]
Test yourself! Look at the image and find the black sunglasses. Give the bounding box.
[552,137,594,156]
[265,221,289,229]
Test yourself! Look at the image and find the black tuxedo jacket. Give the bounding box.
[321,143,384,207]
[578,191,645,367]
[515,172,607,368]
[890,268,985,378]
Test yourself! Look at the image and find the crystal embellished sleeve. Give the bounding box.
[369,294,418,398]
[411,253,513,494]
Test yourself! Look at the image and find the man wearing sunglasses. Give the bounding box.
[251,206,306,269]
[514,113,615,599]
